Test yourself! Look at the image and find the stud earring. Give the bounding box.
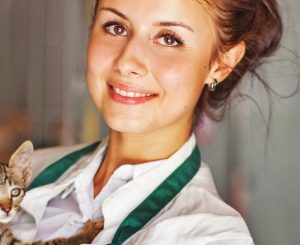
[208,79,218,92]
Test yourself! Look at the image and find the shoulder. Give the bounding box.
[128,162,254,245]
[30,143,91,181]
[129,214,254,244]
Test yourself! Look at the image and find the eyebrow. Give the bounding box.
[153,22,194,32]
[99,7,194,32]
[99,7,128,21]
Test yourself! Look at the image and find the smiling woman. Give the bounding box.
[88,1,217,135]
[7,0,284,244]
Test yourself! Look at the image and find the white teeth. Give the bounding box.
[112,86,153,98]
[120,90,127,96]
[127,92,135,97]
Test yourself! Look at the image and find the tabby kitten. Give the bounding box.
[0,141,103,245]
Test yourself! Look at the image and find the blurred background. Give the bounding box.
[0,0,299,244]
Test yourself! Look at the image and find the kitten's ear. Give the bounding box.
[8,141,34,185]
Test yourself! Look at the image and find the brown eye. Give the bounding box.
[11,188,22,197]
[164,36,176,46]
[157,32,185,48]
[113,25,125,35]
[102,21,127,36]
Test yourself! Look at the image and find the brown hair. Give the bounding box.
[92,0,283,123]
[196,0,283,122]
[93,0,100,22]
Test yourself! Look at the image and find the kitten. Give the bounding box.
[0,141,103,245]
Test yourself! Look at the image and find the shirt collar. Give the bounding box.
[75,134,196,191]
[101,133,197,229]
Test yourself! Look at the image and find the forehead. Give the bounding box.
[98,0,215,31]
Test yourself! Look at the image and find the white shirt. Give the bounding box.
[34,146,163,240]
[11,134,254,244]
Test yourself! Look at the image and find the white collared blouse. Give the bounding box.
[10,134,254,244]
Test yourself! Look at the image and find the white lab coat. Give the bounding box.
[9,135,254,245]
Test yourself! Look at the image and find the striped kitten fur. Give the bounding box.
[0,141,103,245]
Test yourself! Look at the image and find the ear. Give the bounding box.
[8,141,34,186]
[205,41,246,84]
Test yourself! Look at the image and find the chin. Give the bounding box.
[0,214,14,223]
[107,117,153,134]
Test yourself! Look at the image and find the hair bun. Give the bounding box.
[196,0,283,122]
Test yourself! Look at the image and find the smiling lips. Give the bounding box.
[113,86,153,98]
[108,83,157,105]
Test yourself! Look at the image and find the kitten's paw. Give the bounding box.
[83,219,104,233]
[94,220,104,230]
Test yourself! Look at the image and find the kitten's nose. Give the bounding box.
[1,207,11,215]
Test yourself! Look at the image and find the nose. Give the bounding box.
[114,37,148,77]
[1,207,11,215]
[0,200,12,215]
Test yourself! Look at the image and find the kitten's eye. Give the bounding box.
[11,188,22,197]
[102,21,127,36]
[157,32,185,47]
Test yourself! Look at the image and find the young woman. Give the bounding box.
[10,0,282,244]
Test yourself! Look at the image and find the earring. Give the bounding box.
[208,79,218,92]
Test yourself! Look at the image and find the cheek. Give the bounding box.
[152,53,208,105]
[87,38,113,76]
[86,36,122,105]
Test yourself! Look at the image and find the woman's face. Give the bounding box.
[87,0,216,134]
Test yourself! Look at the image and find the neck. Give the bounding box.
[93,123,193,197]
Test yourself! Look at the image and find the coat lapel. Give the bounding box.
[11,176,79,241]
[12,139,109,241]
[95,135,197,244]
